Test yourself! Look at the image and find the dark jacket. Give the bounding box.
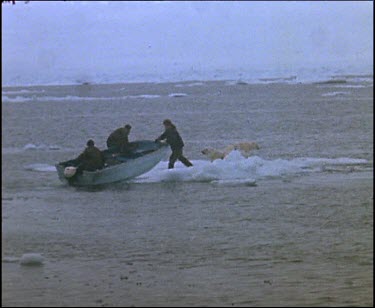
[107,127,129,149]
[77,145,105,171]
[157,125,184,150]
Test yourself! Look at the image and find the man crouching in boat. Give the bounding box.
[155,119,193,169]
[63,139,105,180]
[75,139,105,174]
[106,124,135,154]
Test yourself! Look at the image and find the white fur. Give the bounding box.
[201,148,226,161]
[202,142,260,161]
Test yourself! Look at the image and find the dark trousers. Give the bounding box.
[169,147,193,169]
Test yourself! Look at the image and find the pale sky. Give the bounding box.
[2,1,373,84]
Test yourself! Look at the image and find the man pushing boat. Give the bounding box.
[155,119,193,169]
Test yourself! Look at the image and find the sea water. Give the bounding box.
[2,78,373,306]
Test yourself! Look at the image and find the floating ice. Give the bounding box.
[2,95,119,103]
[168,93,188,97]
[225,80,249,86]
[322,91,351,97]
[23,143,60,151]
[2,94,162,103]
[25,163,56,172]
[19,253,44,266]
[331,84,367,88]
[2,89,45,95]
[2,257,20,263]
[133,152,368,184]
[131,94,160,99]
[3,144,61,154]
[175,82,204,87]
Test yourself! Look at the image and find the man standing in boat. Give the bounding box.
[155,119,193,169]
[107,124,133,154]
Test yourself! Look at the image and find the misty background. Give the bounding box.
[2,1,373,86]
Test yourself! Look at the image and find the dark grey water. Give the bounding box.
[2,80,373,306]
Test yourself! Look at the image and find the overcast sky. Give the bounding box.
[2,1,373,84]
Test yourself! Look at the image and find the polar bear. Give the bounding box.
[202,142,260,161]
[201,147,226,161]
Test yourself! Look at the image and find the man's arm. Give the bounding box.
[155,131,167,142]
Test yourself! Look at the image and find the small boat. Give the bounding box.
[55,140,169,186]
